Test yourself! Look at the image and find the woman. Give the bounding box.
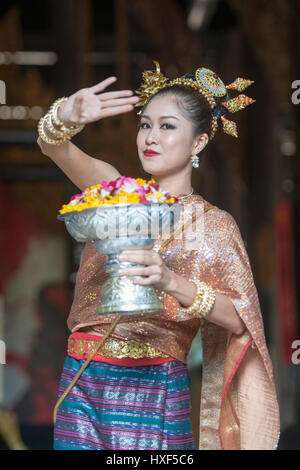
[37,64,280,450]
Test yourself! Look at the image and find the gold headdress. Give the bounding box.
[135,61,255,140]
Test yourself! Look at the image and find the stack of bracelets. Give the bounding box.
[38,97,85,145]
[180,278,216,319]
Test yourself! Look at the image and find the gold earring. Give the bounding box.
[191,153,199,168]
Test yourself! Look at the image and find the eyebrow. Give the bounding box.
[141,114,180,121]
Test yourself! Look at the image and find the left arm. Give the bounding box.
[166,272,246,336]
[118,250,246,336]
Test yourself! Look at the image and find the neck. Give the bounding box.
[151,170,193,198]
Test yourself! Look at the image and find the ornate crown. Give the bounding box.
[135,61,255,140]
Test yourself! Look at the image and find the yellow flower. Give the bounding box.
[135,178,146,186]
[127,193,140,203]
[59,176,178,214]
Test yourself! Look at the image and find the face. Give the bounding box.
[136,95,201,177]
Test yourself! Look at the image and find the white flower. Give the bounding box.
[118,181,139,194]
[69,198,78,205]
[100,189,111,198]
[145,194,159,202]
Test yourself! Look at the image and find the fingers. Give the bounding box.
[100,90,136,100]
[133,275,160,285]
[118,250,157,265]
[101,96,139,109]
[100,104,136,118]
[117,250,164,287]
[90,78,139,103]
[118,266,161,285]
[118,265,157,277]
[90,76,117,93]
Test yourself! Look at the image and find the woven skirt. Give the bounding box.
[53,356,196,450]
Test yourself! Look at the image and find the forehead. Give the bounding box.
[143,94,185,119]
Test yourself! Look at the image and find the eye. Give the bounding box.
[138,121,150,129]
[161,123,176,130]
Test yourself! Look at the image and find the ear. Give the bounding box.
[193,133,209,154]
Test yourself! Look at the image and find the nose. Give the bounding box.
[145,126,159,145]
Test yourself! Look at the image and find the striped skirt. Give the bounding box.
[53,356,196,450]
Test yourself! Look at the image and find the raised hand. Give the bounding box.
[58,77,140,126]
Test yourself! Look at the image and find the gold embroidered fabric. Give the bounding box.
[66,194,280,450]
[67,336,169,359]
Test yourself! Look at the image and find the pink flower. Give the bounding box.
[113,177,142,195]
[70,194,81,201]
[137,187,148,196]
[115,176,128,189]
[67,176,178,208]
[100,180,115,194]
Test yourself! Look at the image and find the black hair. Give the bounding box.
[145,72,230,144]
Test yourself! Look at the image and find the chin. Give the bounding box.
[140,158,162,171]
[141,162,166,177]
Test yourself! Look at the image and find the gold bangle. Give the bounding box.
[196,283,216,318]
[49,97,68,127]
[50,97,85,135]
[44,112,81,139]
[38,115,70,145]
[45,111,84,142]
[179,278,206,316]
[178,278,216,319]
[45,113,67,138]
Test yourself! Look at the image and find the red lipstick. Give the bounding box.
[144,149,160,157]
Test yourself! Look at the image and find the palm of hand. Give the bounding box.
[59,77,139,125]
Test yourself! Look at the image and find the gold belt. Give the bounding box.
[68,336,169,359]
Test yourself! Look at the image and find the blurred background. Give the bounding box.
[0,0,299,450]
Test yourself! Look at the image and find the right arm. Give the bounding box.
[38,138,121,191]
[37,76,139,190]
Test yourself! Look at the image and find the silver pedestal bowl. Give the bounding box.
[58,202,181,315]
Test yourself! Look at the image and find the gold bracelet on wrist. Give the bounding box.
[38,115,71,145]
[179,278,206,316]
[45,113,68,139]
[196,282,216,318]
[179,278,216,319]
[44,112,83,142]
[38,93,86,146]
[50,97,85,134]
[50,97,69,127]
